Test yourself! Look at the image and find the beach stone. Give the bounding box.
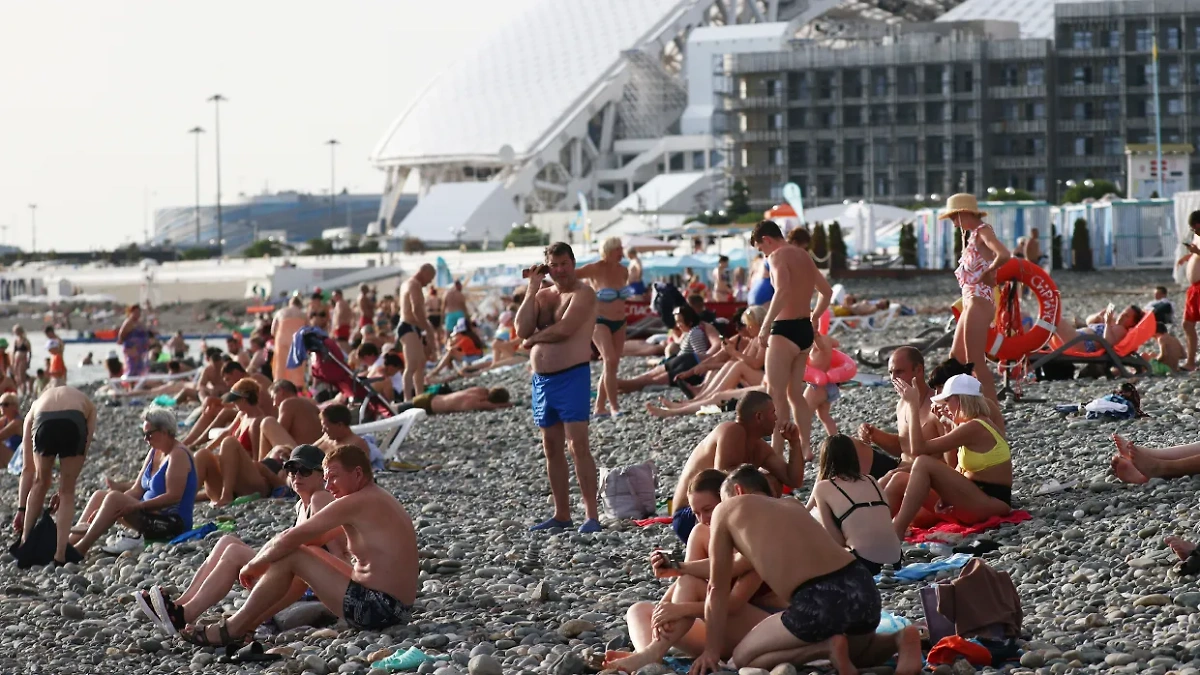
[1021,652,1045,668]
[468,654,502,675]
[769,664,797,675]
[558,619,595,638]
[59,603,85,620]
[738,669,770,675]
[1135,594,1170,607]
[1105,654,1136,667]
[421,634,451,649]
[550,653,586,675]
[1176,592,1200,608]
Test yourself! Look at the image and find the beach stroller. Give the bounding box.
[301,331,395,422]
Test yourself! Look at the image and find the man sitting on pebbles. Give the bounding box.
[257,379,324,461]
[690,472,922,675]
[136,444,347,637]
[262,404,371,464]
[669,392,805,543]
[178,445,416,647]
[607,466,785,673]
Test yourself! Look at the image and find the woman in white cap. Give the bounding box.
[891,373,1013,537]
[940,194,1010,402]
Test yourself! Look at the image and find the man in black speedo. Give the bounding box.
[749,220,833,461]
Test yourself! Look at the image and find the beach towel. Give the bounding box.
[904,510,1032,543]
[927,636,993,667]
[633,516,673,527]
[889,553,975,583]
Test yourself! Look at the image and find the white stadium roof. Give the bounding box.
[936,0,1093,39]
[372,0,683,165]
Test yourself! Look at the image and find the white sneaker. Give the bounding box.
[101,533,144,555]
[105,528,139,547]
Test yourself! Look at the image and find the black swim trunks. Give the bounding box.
[972,480,1012,506]
[780,561,881,643]
[395,322,424,340]
[343,581,412,630]
[867,449,900,480]
[32,410,88,458]
[769,318,815,350]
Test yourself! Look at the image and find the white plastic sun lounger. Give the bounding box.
[352,407,427,461]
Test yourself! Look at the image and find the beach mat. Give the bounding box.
[905,510,1032,544]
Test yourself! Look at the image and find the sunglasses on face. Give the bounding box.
[143,430,156,440]
[310,312,327,318]
[286,466,314,478]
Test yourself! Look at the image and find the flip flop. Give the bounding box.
[1035,479,1078,495]
[218,640,282,664]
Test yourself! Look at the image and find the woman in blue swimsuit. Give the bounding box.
[577,237,631,417]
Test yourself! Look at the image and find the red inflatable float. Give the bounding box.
[951,258,1060,362]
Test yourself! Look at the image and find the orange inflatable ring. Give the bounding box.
[951,258,1060,362]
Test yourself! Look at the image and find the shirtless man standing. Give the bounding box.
[750,220,832,458]
[258,380,324,460]
[16,385,97,566]
[356,284,376,330]
[1024,227,1045,271]
[515,242,601,534]
[180,445,416,645]
[853,347,940,486]
[396,264,436,402]
[331,290,353,351]
[443,280,469,336]
[690,486,921,675]
[711,256,733,302]
[1178,210,1200,369]
[670,391,805,543]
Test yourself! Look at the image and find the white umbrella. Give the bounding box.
[622,235,676,253]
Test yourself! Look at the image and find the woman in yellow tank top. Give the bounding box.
[891,373,1013,538]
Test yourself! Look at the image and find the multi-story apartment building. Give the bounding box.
[727,0,1200,211]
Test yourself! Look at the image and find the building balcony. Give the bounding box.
[735,164,788,177]
[1057,119,1116,132]
[991,156,1047,170]
[732,129,786,144]
[986,85,1046,99]
[1057,84,1121,97]
[988,120,1047,134]
[1056,47,1119,58]
[1058,155,1122,168]
[725,94,785,110]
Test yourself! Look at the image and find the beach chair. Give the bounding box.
[351,407,427,462]
[855,316,956,368]
[1028,312,1157,378]
[826,284,901,333]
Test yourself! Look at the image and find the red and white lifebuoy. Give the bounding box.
[951,258,1060,363]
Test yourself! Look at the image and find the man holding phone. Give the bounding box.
[515,242,603,533]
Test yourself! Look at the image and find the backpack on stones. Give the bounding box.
[599,461,657,519]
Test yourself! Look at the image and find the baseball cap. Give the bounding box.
[283,444,325,472]
[931,374,983,401]
[452,317,468,334]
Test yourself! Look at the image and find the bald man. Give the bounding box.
[396,264,436,401]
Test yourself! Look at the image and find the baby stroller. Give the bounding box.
[301,330,395,423]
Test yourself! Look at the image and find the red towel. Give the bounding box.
[634,516,673,527]
[926,636,993,667]
[905,510,1031,543]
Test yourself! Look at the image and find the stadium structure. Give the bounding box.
[370,0,966,245]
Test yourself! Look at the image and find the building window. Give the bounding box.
[1168,98,1185,115]
[925,102,946,122]
[768,113,783,130]
[844,107,863,126]
[789,142,808,167]
[845,174,864,197]
[1029,102,1045,119]
[1074,137,1092,156]
[1169,62,1182,86]
[1001,101,1018,121]
[926,137,946,162]
[870,105,890,124]
[873,143,890,165]
[1103,137,1123,155]
[897,68,917,95]
[1027,65,1044,86]
[1195,25,1200,49]
[1031,137,1045,155]
[844,141,865,166]
[1142,63,1155,86]
[789,73,810,100]
[1136,28,1154,52]
[1072,30,1092,49]
[875,174,890,196]
[766,79,778,97]
[817,142,835,165]
[740,149,749,168]
[954,103,976,122]
[1073,102,1092,120]
[1103,99,1120,119]
[738,113,748,132]
[927,171,945,192]
[898,172,917,195]
[896,103,917,124]
[691,151,706,169]
[872,70,888,96]
[1073,66,1092,85]
[1001,65,1018,86]
[771,148,785,166]
[787,109,807,127]
[1167,26,1181,50]
[1107,30,1121,49]
[1102,64,1120,84]
[1032,175,1046,194]
[770,184,783,200]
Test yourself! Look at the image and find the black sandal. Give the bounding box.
[1177,550,1200,576]
[180,618,245,648]
[217,640,282,664]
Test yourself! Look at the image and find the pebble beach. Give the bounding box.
[1,270,1199,675]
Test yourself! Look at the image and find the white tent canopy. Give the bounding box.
[621,235,677,253]
[804,202,916,256]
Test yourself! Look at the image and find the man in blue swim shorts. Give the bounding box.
[515,242,603,534]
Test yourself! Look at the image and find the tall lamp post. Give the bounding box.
[326,139,340,230]
[28,204,37,254]
[207,94,227,254]
[188,126,205,245]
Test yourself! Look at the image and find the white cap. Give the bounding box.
[931,374,982,401]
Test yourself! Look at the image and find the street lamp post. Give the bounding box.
[207,94,227,255]
[28,204,36,254]
[188,126,205,245]
[326,139,340,231]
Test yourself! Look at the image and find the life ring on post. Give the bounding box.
[951,259,1060,362]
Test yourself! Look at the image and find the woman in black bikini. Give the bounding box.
[576,237,631,418]
[11,325,31,398]
[807,434,902,574]
[135,444,347,637]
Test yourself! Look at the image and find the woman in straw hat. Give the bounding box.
[939,194,1009,402]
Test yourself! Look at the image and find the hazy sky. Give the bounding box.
[0,0,534,251]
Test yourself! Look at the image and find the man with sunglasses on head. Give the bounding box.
[1178,210,1200,370]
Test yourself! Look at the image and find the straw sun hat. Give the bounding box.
[937,193,988,220]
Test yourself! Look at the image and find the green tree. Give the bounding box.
[898,223,918,266]
[402,237,426,254]
[827,221,847,271]
[503,225,546,248]
[990,188,1036,202]
[811,222,829,268]
[360,239,380,253]
[1071,218,1093,271]
[304,238,335,256]
[727,181,751,217]
[242,239,285,258]
[181,247,217,261]
[1062,179,1119,204]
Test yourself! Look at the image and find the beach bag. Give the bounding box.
[9,512,80,569]
[599,461,657,519]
